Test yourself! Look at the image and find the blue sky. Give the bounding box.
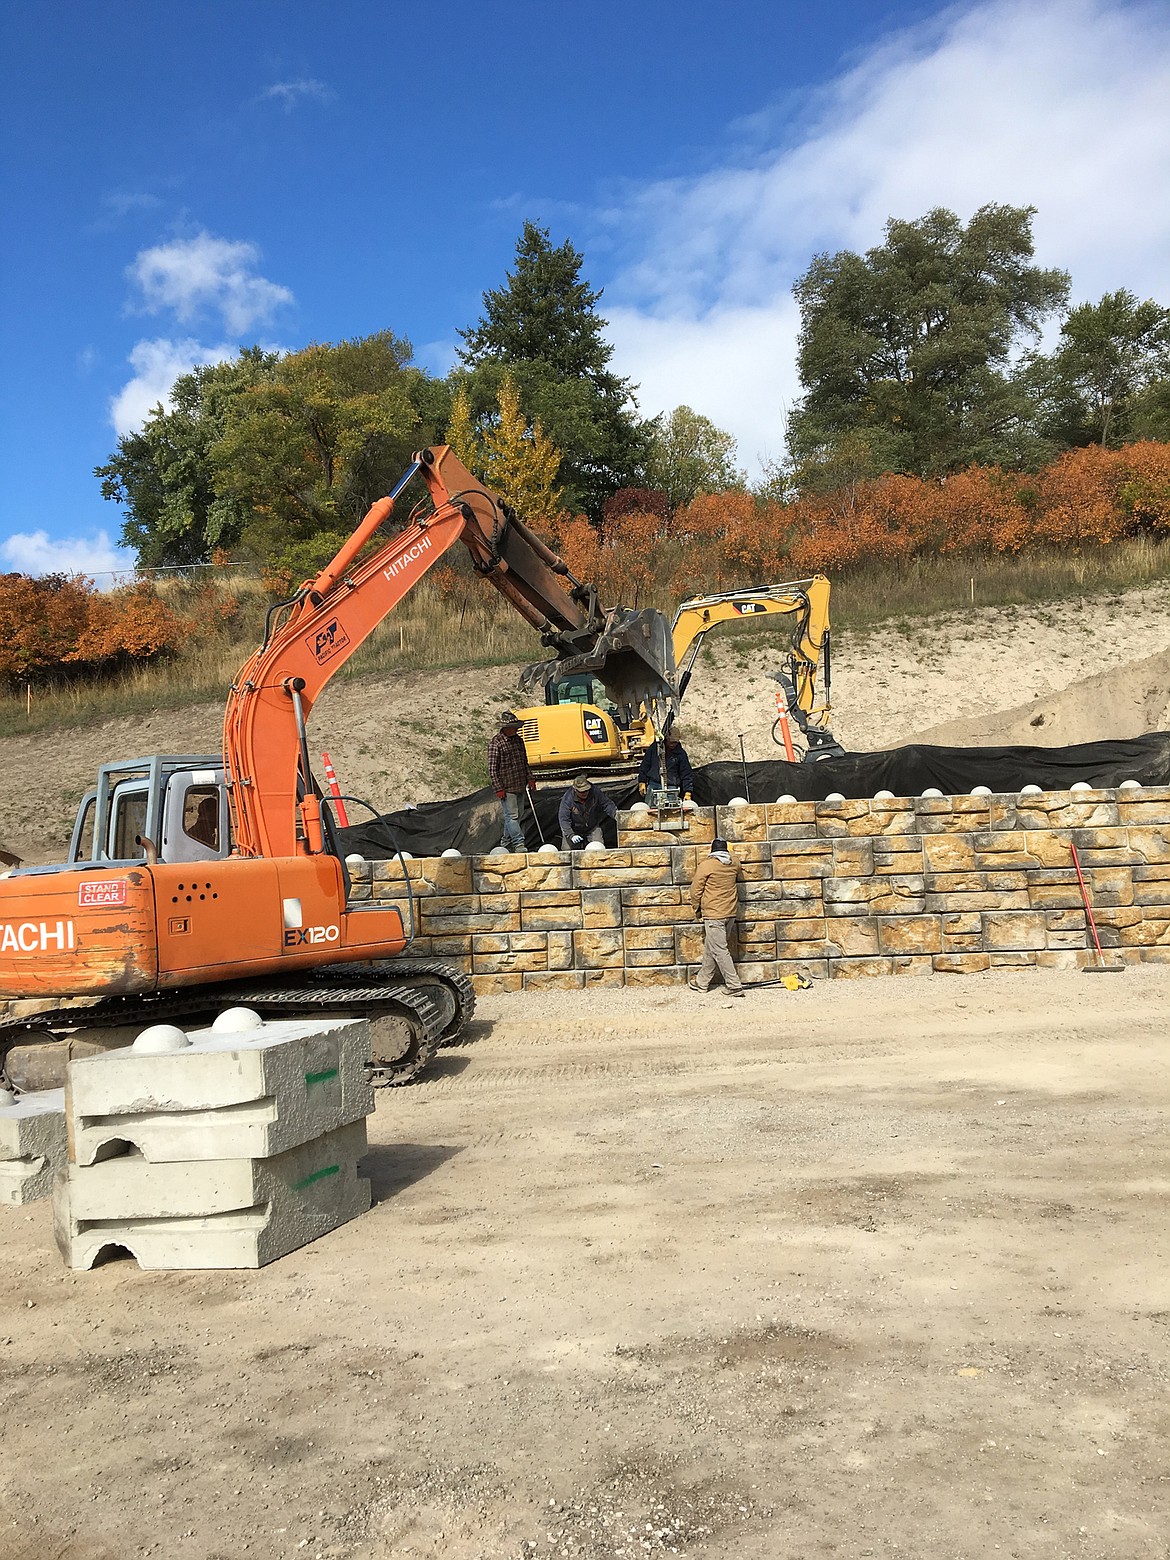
[2,0,1168,579]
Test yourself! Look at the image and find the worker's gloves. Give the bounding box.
[571,834,584,846]
[527,782,538,792]
[495,790,507,799]
[638,784,647,797]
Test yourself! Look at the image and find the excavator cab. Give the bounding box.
[510,673,649,778]
[68,756,232,867]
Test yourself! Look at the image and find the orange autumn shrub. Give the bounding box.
[1031,445,1128,547]
[550,513,604,587]
[936,466,1031,553]
[0,573,185,685]
[532,444,1170,609]
[1114,441,1170,532]
[73,581,186,663]
[0,574,92,682]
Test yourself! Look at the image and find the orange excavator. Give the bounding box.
[0,447,677,1090]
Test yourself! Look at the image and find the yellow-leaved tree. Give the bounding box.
[445,384,479,470]
[460,373,563,523]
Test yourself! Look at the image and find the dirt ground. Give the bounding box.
[2,969,1168,1559]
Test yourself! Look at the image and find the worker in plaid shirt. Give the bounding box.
[488,710,536,852]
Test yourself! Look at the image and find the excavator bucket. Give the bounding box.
[520,607,679,730]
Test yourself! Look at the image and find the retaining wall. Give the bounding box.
[351,787,1170,994]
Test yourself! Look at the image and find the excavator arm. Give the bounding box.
[223,446,677,859]
[671,576,832,723]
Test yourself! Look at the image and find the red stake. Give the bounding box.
[1070,840,1105,964]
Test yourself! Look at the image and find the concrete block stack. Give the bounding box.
[361,785,1170,990]
[52,1011,374,1270]
[0,1087,66,1205]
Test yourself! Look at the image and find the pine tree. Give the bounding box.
[455,221,650,518]
[459,221,613,377]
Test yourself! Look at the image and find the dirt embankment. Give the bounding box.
[6,581,1170,863]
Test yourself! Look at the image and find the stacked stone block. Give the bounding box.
[353,787,1170,991]
[53,1014,374,1270]
[0,1088,66,1205]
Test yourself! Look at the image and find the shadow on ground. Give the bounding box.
[425,1052,473,1082]
[448,1018,493,1047]
[360,1142,463,1202]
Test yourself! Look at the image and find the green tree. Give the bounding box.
[212,332,444,572]
[786,204,1069,484]
[97,334,449,571]
[1031,289,1170,448]
[95,347,279,568]
[644,405,744,512]
[456,221,650,517]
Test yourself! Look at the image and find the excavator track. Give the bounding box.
[533,760,642,787]
[363,958,477,1046]
[0,958,475,1092]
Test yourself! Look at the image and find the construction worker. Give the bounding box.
[558,773,617,851]
[688,836,744,996]
[488,710,536,852]
[638,729,694,801]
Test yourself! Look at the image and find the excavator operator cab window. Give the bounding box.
[160,770,229,863]
[183,787,221,850]
[72,794,97,864]
[110,786,149,862]
[550,676,619,720]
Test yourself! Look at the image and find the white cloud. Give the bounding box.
[418,336,459,376]
[85,189,165,235]
[109,336,238,437]
[1,529,135,583]
[599,0,1170,474]
[102,190,162,220]
[257,78,334,110]
[128,231,293,335]
[612,302,802,474]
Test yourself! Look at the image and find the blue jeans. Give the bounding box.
[499,792,525,851]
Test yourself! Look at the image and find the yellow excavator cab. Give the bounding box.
[515,674,647,777]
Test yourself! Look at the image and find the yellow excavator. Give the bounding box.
[516,575,839,777]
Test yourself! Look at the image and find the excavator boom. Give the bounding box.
[671,576,832,720]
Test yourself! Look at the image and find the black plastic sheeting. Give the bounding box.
[336,732,1170,861]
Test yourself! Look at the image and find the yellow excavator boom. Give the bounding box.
[670,575,832,723]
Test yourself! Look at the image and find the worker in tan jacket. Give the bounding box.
[688,836,744,996]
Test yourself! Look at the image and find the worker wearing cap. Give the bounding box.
[488,710,535,852]
[558,773,617,852]
[637,730,694,800]
[688,836,744,996]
